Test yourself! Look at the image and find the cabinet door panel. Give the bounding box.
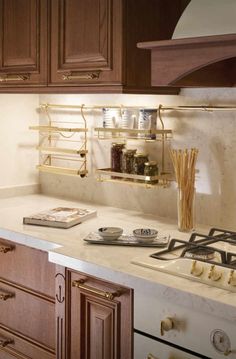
[0,0,47,86]
[50,0,122,85]
[66,270,133,359]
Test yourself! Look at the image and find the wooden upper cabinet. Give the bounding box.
[50,0,122,87]
[0,0,188,92]
[0,0,47,87]
[49,0,185,93]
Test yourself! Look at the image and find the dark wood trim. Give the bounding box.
[138,33,236,87]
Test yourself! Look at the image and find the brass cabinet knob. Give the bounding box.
[160,317,174,336]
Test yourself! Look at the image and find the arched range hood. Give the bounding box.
[138,0,236,87]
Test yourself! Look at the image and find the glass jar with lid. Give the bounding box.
[111,143,125,172]
[121,149,137,173]
[133,153,149,175]
[144,161,159,183]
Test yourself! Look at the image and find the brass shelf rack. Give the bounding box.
[30,103,88,177]
[97,168,173,188]
[94,105,173,188]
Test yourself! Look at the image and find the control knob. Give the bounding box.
[228,269,236,286]
[190,260,204,277]
[208,265,222,281]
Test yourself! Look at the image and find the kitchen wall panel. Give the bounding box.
[38,90,236,229]
[0,94,39,195]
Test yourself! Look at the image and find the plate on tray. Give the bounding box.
[83,232,170,247]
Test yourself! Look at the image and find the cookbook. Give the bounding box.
[23,207,97,229]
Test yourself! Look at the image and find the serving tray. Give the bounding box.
[83,232,170,247]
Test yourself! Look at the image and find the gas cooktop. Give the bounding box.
[132,228,236,292]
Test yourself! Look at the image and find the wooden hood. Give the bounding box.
[137,33,236,87]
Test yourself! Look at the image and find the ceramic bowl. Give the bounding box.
[133,228,158,243]
[98,227,123,241]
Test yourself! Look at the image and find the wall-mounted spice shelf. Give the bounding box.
[97,168,173,188]
[94,127,172,141]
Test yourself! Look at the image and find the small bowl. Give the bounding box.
[133,228,158,243]
[98,227,123,241]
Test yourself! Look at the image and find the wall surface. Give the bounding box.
[173,0,236,38]
[0,94,39,196]
[39,90,236,229]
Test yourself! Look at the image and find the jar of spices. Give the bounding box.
[144,161,159,183]
[133,153,149,175]
[111,143,125,172]
[121,149,137,173]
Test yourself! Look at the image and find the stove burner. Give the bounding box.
[185,247,215,260]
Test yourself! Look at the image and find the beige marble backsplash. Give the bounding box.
[39,90,236,229]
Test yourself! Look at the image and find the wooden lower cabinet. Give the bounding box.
[0,238,56,359]
[63,269,133,359]
[0,326,55,359]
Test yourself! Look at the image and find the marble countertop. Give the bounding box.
[1,193,236,320]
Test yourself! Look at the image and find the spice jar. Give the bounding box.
[121,149,137,173]
[133,153,149,175]
[111,143,125,172]
[144,161,159,183]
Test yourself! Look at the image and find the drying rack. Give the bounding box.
[30,103,88,177]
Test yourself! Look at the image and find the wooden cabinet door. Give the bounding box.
[66,270,133,359]
[0,0,48,87]
[50,0,122,86]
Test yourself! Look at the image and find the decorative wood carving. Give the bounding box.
[55,267,66,359]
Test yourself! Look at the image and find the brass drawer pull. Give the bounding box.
[62,71,100,81]
[0,245,14,253]
[72,279,121,300]
[0,74,30,82]
[147,354,159,359]
[0,336,14,347]
[0,291,14,301]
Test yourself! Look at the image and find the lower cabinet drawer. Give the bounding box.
[0,238,55,297]
[0,326,55,359]
[0,281,55,350]
[134,332,201,359]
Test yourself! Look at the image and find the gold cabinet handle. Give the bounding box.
[0,244,14,253]
[0,335,14,347]
[0,74,30,82]
[0,291,14,301]
[62,71,100,81]
[72,279,121,300]
[147,354,159,359]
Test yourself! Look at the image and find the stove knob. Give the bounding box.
[160,317,174,336]
[190,260,204,277]
[228,269,236,286]
[208,265,222,281]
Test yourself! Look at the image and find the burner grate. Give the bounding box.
[150,227,236,269]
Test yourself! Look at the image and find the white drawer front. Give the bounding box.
[134,333,200,359]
